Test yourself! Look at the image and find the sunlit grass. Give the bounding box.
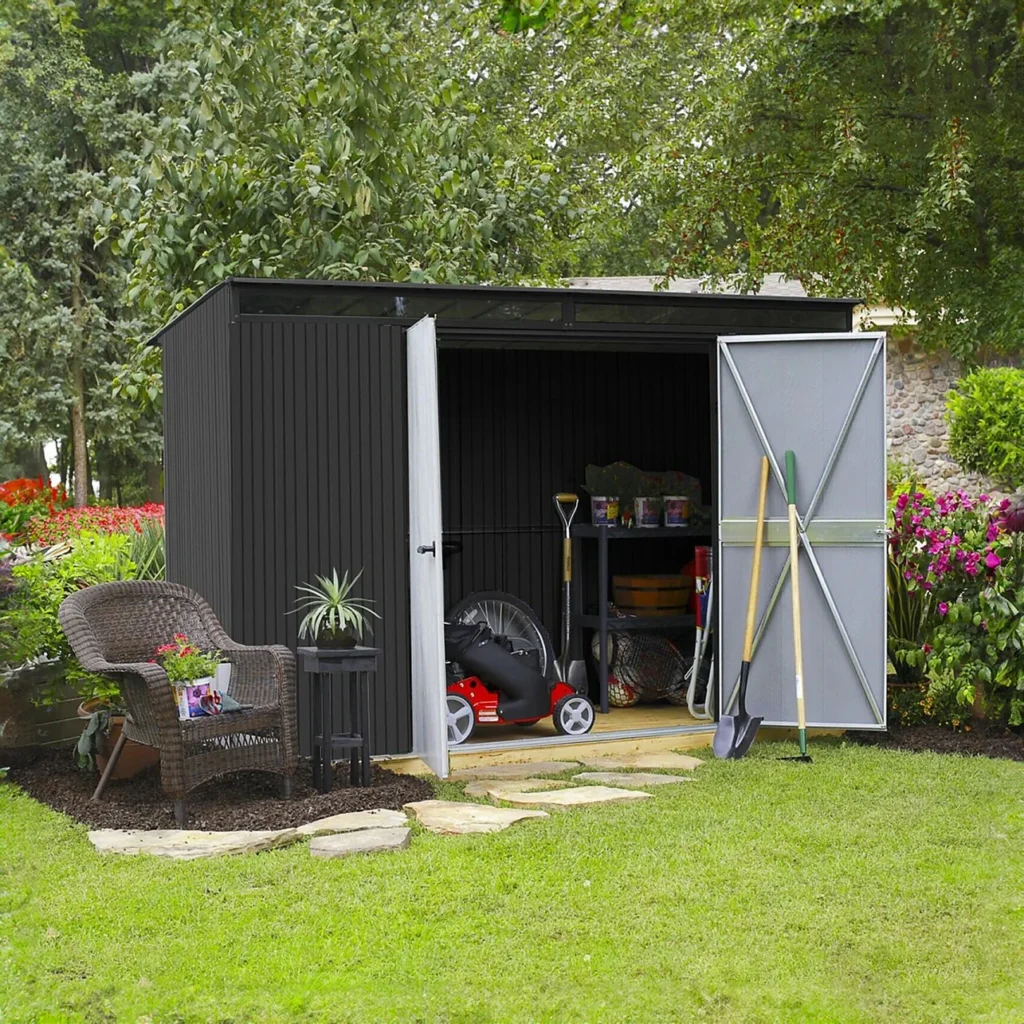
[2,739,1021,1022]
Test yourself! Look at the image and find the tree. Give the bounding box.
[113,0,570,326]
[483,1,1024,359]
[0,1,164,502]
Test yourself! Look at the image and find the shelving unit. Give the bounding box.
[571,522,713,713]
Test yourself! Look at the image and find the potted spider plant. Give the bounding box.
[291,568,380,649]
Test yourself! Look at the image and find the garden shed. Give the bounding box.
[155,279,886,777]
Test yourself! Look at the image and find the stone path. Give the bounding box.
[310,827,411,859]
[573,771,695,788]
[88,751,704,858]
[449,760,579,781]
[295,808,408,836]
[463,778,565,798]
[488,785,651,809]
[89,828,302,859]
[404,799,548,834]
[578,753,704,771]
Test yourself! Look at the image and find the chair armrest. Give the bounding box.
[79,658,170,690]
[219,644,295,706]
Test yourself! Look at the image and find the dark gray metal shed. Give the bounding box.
[157,279,873,775]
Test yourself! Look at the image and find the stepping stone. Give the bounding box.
[89,828,300,860]
[296,808,408,837]
[404,799,548,834]
[573,771,695,788]
[578,752,705,771]
[449,760,579,781]
[488,785,651,809]
[463,778,565,798]
[309,827,411,859]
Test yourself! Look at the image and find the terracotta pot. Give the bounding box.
[77,699,160,780]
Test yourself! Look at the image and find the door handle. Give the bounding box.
[417,542,436,556]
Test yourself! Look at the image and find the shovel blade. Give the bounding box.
[712,712,763,760]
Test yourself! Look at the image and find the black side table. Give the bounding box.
[298,646,380,792]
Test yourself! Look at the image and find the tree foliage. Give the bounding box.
[113,0,569,323]
[0,1,161,501]
[490,0,1024,357]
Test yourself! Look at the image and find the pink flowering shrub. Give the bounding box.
[891,490,1024,724]
[27,503,164,545]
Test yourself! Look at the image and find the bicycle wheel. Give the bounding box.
[445,591,557,681]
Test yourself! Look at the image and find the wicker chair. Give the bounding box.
[59,581,298,825]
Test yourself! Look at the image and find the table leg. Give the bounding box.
[349,671,360,786]
[598,524,609,714]
[359,673,371,787]
[311,672,323,791]
[320,671,333,793]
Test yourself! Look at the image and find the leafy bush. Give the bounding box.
[0,532,135,702]
[893,490,1024,725]
[947,367,1024,490]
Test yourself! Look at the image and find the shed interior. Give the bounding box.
[436,343,715,742]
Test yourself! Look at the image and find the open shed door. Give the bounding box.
[717,331,887,730]
[407,316,449,776]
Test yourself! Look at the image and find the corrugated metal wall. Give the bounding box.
[163,284,234,622]
[231,319,411,756]
[437,348,713,644]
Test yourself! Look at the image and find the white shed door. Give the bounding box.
[717,331,887,730]
[407,316,449,777]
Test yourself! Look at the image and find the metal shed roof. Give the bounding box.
[150,277,861,345]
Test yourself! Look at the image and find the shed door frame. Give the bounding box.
[716,331,887,730]
[407,316,450,777]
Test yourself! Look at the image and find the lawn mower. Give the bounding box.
[444,620,595,745]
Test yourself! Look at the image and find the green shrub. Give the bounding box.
[947,367,1024,490]
[0,532,135,702]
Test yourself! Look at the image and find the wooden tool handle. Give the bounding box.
[742,457,770,663]
[785,450,806,734]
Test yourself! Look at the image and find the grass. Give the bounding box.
[1,739,1022,1023]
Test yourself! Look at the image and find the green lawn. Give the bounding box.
[2,740,1021,1023]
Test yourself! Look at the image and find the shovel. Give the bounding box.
[713,455,769,760]
[553,493,587,691]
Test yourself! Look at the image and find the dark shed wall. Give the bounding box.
[163,283,234,623]
[231,319,411,756]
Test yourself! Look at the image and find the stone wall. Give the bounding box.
[885,338,1010,499]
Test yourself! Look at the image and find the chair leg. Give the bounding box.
[90,730,128,803]
[173,799,186,826]
[281,775,294,801]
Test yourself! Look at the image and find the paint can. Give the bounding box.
[590,496,620,526]
[663,495,691,527]
[633,496,661,528]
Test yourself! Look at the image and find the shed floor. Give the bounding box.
[458,701,705,747]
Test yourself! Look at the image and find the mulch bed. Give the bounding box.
[850,723,1024,763]
[4,749,434,830]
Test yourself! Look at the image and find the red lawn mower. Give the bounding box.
[443,608,595,745]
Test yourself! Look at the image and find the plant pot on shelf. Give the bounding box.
[316,628,358,650]
[77,698,160,780]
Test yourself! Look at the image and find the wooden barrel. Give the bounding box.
[612,574,693,617]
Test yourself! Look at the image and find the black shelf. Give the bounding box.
[571,524,713,539]
[573,614,695,631]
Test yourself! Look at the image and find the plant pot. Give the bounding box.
[317,629,358,650]
[77,699,160,780]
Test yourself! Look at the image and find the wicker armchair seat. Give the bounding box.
[59,580,298,824]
